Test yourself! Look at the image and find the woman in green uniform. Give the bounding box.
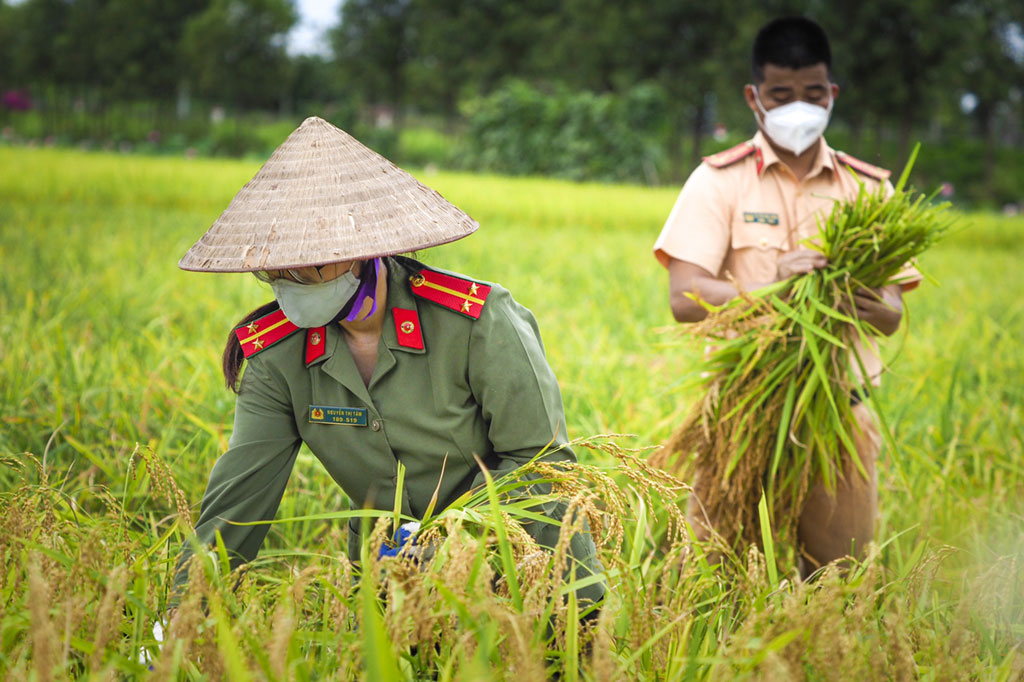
[173,117,603,606]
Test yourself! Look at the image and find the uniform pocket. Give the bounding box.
[725,220,787,285]
[731,220,787,251]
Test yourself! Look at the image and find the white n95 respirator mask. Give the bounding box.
[754,88,833,156]
[270,270,360,328]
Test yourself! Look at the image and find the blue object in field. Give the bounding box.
[378,521,421,558]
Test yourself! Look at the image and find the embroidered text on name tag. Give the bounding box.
[743,212,780,225]
[309,405,368,426]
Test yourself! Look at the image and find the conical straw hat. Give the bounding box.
[179,116,478,272]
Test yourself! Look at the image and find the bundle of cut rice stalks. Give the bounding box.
[651,146,954,555]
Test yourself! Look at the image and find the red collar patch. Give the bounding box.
[392,308,424,350]
[305,327,327,364]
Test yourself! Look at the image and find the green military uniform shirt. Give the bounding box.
[176,256,603,602]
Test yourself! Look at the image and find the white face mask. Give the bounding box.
[754,87,833,156]
[270,270,360,328]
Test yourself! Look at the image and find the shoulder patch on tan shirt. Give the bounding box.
[835,151,891,181]
[703,142,757,169]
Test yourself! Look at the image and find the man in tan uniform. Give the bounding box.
[653,17,920,574]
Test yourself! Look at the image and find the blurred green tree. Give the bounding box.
[818,0,952,160]
[403,0,556,127]
[331,0,557,128]
[92,0,209,101]
[549,0,752,181]
[181,0,297,110]
[947,0,1024,199]
[330,0,412,125]
[289,53,351,116]
[0,0,207,100]
[0,0,71,88]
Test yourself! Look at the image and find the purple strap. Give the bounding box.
[345,258,381,321]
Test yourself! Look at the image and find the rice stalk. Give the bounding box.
[28,555,58,682]
[88,565,128,670]
[133,443,194,531]
[712,545,1023,681]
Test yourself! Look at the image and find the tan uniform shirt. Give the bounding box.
[654,131,919,384]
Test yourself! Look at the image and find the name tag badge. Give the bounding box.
[743,212,780,226]
[309,405,368,426]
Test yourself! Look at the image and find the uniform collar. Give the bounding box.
[306,257,426,375]
[310,259,426,399]
[306,258,426,361]
[380,257,427,355]
[753,130,835,179]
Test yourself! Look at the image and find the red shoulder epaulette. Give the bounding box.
[409,268,492,320]
[703,141,758,169]
[835,151,891,181]
[234,308,301,358]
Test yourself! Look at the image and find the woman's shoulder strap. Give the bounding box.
[406,265,492,320]
[233,308,302,358]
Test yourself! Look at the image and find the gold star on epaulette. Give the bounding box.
[461,300,472,313]
[469,283,479,296]
[252,338,264,350]
[247,322,259,334]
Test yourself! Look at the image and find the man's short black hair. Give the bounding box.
[752,17,831,82]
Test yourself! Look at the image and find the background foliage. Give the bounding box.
[0,0,1022,203]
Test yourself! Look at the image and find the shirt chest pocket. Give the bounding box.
[722,216,789,286]
[731,214,788,252]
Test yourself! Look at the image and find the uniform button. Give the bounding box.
[371,419,382,431]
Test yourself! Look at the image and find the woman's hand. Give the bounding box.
[139,613,168,669]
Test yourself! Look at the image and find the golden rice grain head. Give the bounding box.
[28,554,58,682]
[89,564,128,670]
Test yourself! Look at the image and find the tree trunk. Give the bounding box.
[979,104,995,202]
[850,116,864,156]
[899,103,914,164]
[667,109,686,184]
[391,78,405,131]
[443,87,458,135]
[872,115,884,162]
[690,100,706,171]
[176,80,191,119]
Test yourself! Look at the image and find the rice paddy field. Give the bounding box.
[1,146,1022,680]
